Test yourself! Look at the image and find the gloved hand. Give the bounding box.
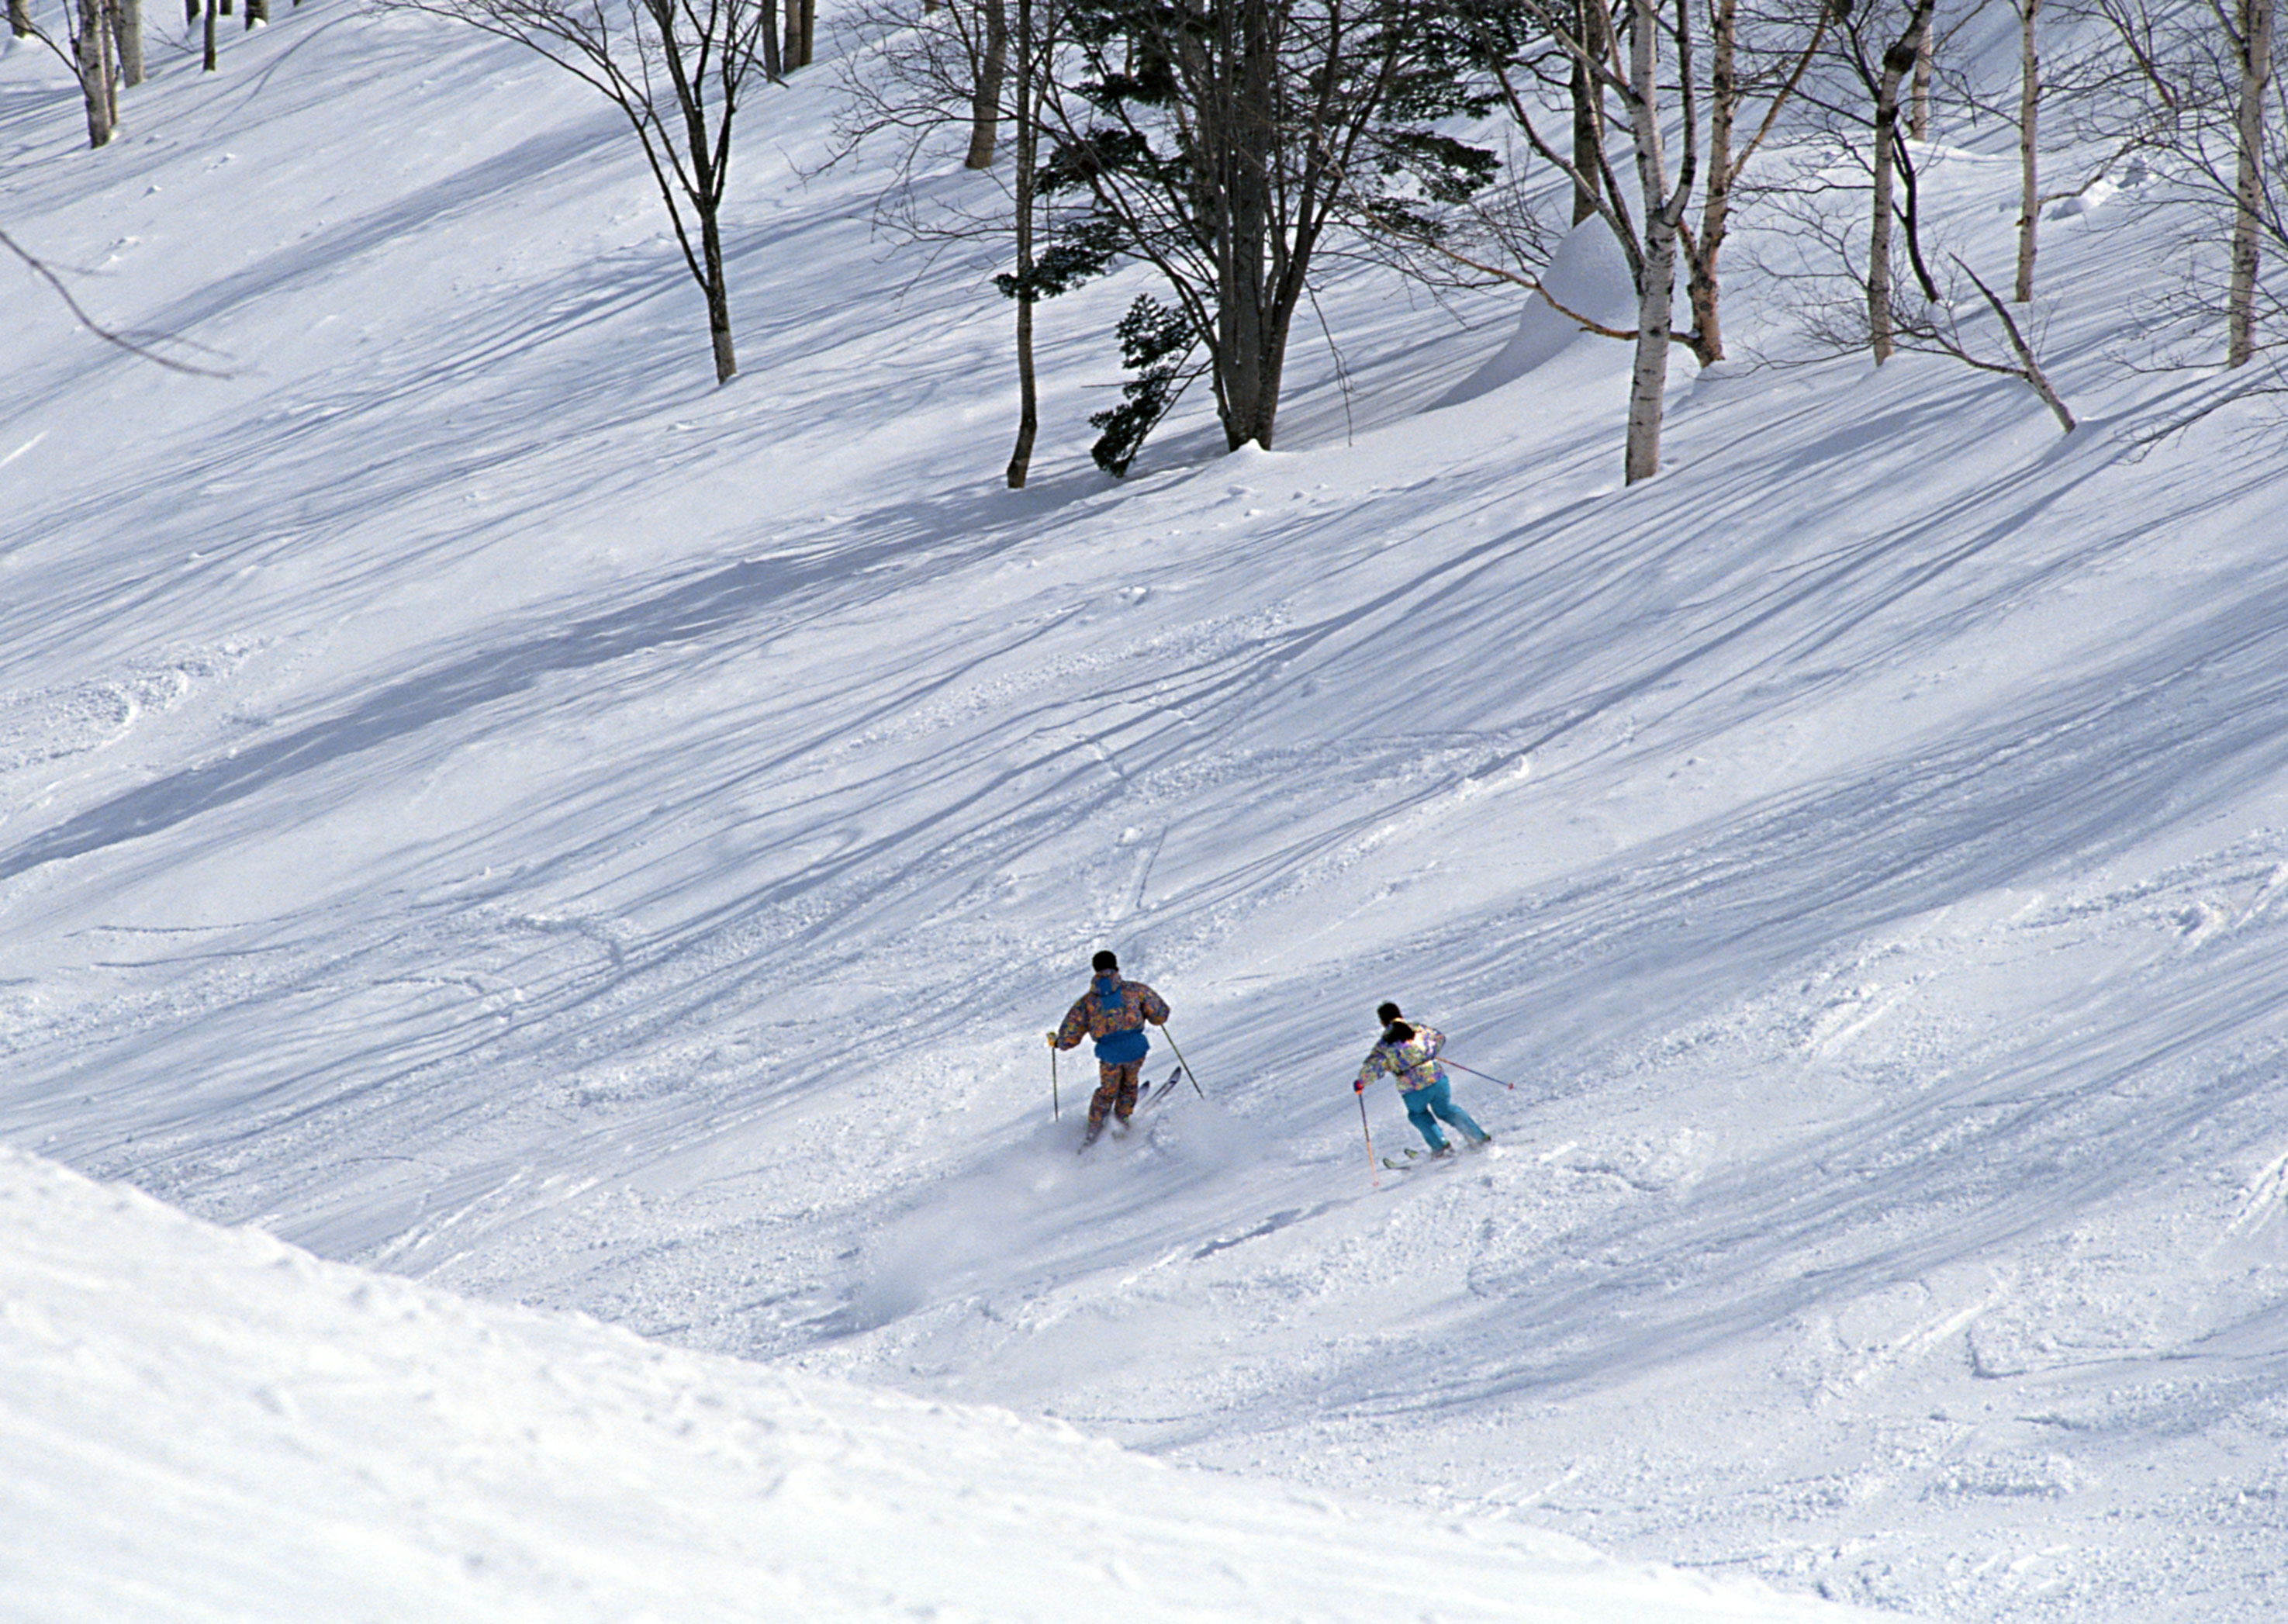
[1045,1030,1059,1049]
[1353,1079,1366,1094]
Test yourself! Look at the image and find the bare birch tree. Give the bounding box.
[2086,0,2282,364]
[72,0,118,146]
[391,0,780,384]
[964,0,1007,166]
[1910,10,1933,136]
[1483,0,1700,482]
[835,0,1079,478]
[2223,0,2276,363]
[1818,0,1937,361]
[1682,0,1829,361]
[2013,0,2041,298]
[112,0,142,83]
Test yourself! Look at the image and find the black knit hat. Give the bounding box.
[1092,949,1119,973]
[1375,1000,1402,1025]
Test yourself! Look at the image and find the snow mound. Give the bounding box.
[1440,219,1643,405]
[0,1147,1882,1622]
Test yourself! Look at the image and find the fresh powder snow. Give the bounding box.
[4,5,2286,1622]
[2,1145,1885,1622]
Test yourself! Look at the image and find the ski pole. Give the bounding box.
[1357,1087,1378,1189]
[1050,1039,1060,1121]
[1446,1059,1517,1091]
[1160,1025,1206,1097]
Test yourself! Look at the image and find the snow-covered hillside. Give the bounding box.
[6,1146,1893,1622]
[5,7,2287,1622]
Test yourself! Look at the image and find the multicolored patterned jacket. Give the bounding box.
[1358,1024,1446,1094]
[1056,976,1170,1063]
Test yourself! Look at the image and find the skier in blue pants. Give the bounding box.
[1050,949,1171,1144]
[1354,1000,1490,1157]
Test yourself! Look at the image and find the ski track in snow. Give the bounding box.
[5,8,2288,1621]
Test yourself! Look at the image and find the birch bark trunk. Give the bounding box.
[2014,0,2040,301]
[112,0,143,84]
[2226,0,2276,366]
[1868,0,1935,363]
[966,0,1008,169]
[1569,0,1606,224]
[1686,0,1737,363]
[1623,0,1682,485]
[1910,26,1931,140]
[75,0,115,147]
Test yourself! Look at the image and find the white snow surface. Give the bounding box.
[3,1145,1880,1622]
[5,9,2288,1622]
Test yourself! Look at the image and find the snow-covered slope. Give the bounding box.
[2,1145,1888,1622]
[5,8,2288,1622]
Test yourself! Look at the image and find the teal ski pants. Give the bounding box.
[1403,1079,1486,1151]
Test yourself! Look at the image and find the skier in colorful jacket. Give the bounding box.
[1049,950,1170,1141]
[1355,1000,1491,1156]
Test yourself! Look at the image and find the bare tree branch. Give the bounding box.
[3,227,233,376]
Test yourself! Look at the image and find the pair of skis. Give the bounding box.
[1078,1065,1185,1153]
[1381,1138,1498,1172]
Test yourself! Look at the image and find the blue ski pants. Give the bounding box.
[1403,1080,1486,1151]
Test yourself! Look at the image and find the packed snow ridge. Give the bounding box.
[5,3,2288,1622]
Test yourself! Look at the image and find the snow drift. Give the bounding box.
[0,1146,1882,1622]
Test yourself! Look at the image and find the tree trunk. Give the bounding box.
[966,0,1008,170]
[1686,0,1737,364]
[9,0,31,40]
[204,0,219,72]
[1869,0,1935,364]
[2227,0,2275,367]
[1005,0,1039,486]
[1569,0,1606,225]
[1623,0,1676,483]
[75,0,115,147]
[1910,23,1932,140]
[1210,0,1284,451]
[245,0,266,24]
[784,0,814,70]
[95,0,119,123]
[1629,223,1679,483]
[2014,0,2039,302]
[113,0,143,85]
[761,0,779,78]
[700,206,738,384]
